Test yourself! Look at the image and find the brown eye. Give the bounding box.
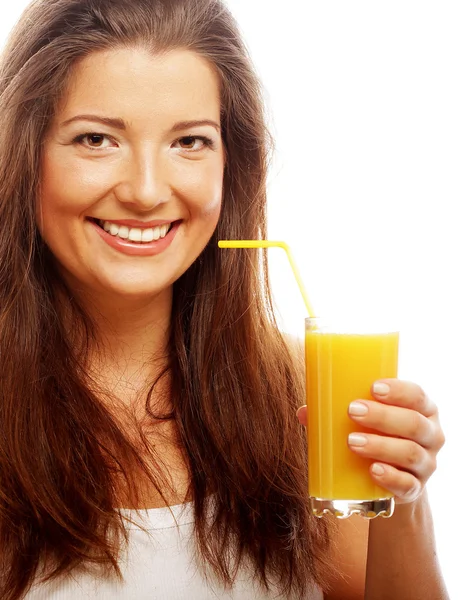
[179,136,197,149]
[73,133,114,150]
[86,134,105,147]
[174,136,212,152]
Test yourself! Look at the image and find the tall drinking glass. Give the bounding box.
[305,317,399,518]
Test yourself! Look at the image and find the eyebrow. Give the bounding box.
[60,115,221,132]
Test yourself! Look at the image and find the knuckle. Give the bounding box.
[436,429,446,450]
[413,387,427,412]
[428,456,437,475]
[405,441,424,468]
[407,412,423,440]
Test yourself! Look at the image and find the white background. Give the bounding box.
[2,1,467,597]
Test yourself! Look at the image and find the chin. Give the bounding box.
[103,281,173,299]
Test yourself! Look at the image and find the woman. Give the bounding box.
[0,0,448,598]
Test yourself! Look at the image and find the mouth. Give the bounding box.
[87,217,179,244]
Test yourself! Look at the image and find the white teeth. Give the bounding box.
[128,228,142,242]
[100,220,172,243]
[118,225,129,239]
[141,228,154,243]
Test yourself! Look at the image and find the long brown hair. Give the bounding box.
[0,1,333,598]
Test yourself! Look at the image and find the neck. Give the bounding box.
[95,294,172,364]
[60,284,174,416]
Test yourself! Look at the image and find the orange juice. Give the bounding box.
[305,322,399,501]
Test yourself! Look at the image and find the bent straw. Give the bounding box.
[218,240,315,318]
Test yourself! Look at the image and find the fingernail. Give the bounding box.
[371,463,385,476]
[348,433,368,446]
[349,401,368,416]
[373,382,390,396]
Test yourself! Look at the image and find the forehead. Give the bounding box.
[54,47,222,125]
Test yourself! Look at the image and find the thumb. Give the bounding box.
[296,405,307,427]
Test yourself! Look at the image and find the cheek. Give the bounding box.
[36,159,89,261]
[182,160,224,220]
[38,153,105,227]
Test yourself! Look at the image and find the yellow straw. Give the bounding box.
[218,240,315,318]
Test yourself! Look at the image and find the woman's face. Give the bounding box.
[39,47,225,302]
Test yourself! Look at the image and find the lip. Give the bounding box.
[91,218,176,228]
[88,218,181,257]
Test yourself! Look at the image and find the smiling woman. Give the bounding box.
[0,1,449,600]
[0,1,331,599]
[38,47,225,298]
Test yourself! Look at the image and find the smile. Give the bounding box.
[87,218,181,257]
[97,219,173,244]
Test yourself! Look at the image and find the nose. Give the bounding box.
[114,147,171,211]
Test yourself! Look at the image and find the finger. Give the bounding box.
[368,462,423,504]
[347,432,437,481]
[296,405,307,426]
[371,379,438,418]
[348,400,436,448]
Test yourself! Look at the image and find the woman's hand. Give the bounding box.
[296,379,445,504]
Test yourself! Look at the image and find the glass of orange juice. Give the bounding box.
[305,317,399,519]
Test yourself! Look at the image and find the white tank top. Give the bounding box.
[26,498,324,599]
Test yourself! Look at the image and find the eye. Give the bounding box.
[174,135,214,152]
[73,133,115,150]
